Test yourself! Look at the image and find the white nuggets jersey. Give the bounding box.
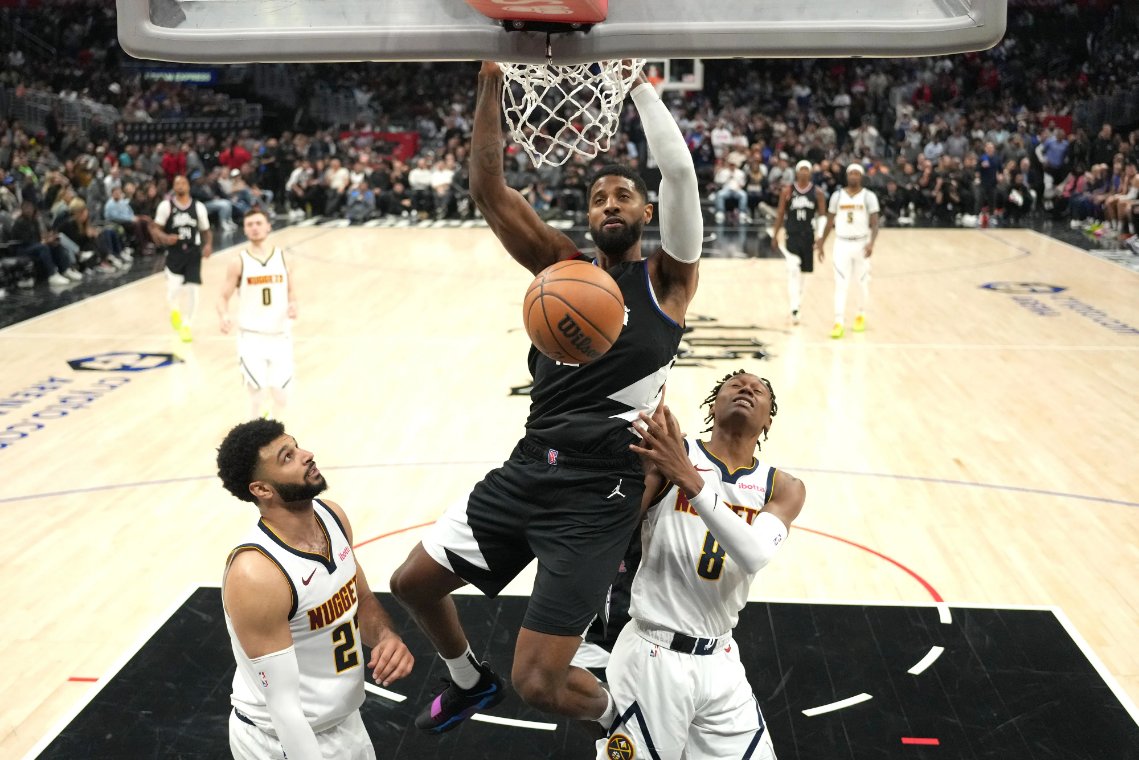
[238,247,290,334]
[630,438,775,638]
[829,187,880,239]
[225,499,364,733]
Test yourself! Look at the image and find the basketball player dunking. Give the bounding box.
[218,419,413,760]
[816,163,880,339]
[770,160,826,325]
[151,175,212,342]
[217,209,297,420]
[599,372,805,759]
[389,60,703,733]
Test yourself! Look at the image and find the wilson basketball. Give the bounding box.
[523,259,625,365]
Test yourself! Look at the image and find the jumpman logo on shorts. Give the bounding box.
[607,479,626,500]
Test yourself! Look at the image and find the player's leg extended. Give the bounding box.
[268,334,294,417]
[595,624,692,760]
[780,244,803,319]
[164,267,185,330]
[685,640,775,760]
[853,250,872,331]
[831,241,854,337]
[238,333,270,418]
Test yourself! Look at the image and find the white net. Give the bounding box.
[498,59,646,168]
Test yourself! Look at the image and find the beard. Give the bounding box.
[591,217,645,258]
[272,474,328,507]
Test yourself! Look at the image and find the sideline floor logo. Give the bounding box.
[68,352,183,372]
[980,282,1138,335]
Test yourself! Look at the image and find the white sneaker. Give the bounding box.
[108,255,126,269]
[49,272,71,286]
[120,249,133,262]
[77,250,95,263]
[64,268,84,281]
[714,211,725,224]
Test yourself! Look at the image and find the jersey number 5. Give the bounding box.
[846,211,854,224]
[331,616,360,673]
[696,531,725,581]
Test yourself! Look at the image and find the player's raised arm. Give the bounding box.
[223,550,321,758]
[469,61,579,275]
[321,500,414,687]
[635,74,702,315]
[631,407,797,574]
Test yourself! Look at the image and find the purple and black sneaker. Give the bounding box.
[414,662,505,733]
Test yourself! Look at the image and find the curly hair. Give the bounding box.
[216,418,285,503]
[700,369,778,449]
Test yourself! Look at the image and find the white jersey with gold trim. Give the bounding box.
[629,438,775,638]
[828,186,880,239]
[237,247,290,334]
[224,499,364,733]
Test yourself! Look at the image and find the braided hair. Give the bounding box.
[700,369,778,450]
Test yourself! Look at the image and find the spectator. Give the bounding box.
[10,198,80,285]
[59,198,129,271]
[104,184,155,254]
[161,143,188,184]
[713,159,750,224]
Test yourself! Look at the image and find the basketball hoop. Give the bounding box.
[497,58,645,168]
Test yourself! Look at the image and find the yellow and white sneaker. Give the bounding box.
[170,309,183,331]
[830,322,844,339]
[853,314,867,332]
[178,324,193,343]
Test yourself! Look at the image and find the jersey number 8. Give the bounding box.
[696,531,725,581]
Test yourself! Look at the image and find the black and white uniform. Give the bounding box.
[598,440,778,760]
[423,255,684,636]
[155,197,210,284]
[782,183,818,273]
[225,500,373,759]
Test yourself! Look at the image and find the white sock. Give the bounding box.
[442,646,481,690]
[165,269,183,312]
[596,685,616,729]
[183,284,200,323]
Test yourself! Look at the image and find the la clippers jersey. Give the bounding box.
[526,257,684,457]
[828,187,880,239]
[630,438,775,638]
[237,247,290,334]
[157,197,208,250]
[785,183,818,241]
[224,499,364,733]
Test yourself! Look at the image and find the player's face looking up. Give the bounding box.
[713,374,774,436]
[251,435,327,506]
[587,176,652,258]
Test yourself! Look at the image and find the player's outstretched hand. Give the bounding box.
[630,406,694,488]
[479,61,502,78]
[369,631,414,687]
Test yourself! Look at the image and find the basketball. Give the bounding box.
[523,259,625,365]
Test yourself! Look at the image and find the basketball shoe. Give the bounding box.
[179,324,193,342]
[170,309,183,330]
[853,314,866,332]
[415,661,505,733]
[830,322,844,339]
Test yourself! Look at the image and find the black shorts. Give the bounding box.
[165,246,202,284]
[422,439,645,637]
[784,233,815,272]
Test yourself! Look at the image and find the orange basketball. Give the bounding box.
[523,259,625,365]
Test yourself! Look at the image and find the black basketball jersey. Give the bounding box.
[785,183,818,240]
[162,198,206,252]
[526,256,685,458]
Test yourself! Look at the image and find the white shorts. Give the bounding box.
[832,237,871,273]
[229,709,375,760]
[238,331,294,391]
[597,623,775,760]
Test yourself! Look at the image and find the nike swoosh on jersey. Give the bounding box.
[301,568,317,585]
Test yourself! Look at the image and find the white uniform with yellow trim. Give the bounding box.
[827,186,879,324]
[224,499,373,760]
[598,438,777,760]
[236,247,294,391]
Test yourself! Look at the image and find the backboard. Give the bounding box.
[117,0,1008,64]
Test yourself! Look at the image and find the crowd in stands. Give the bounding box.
[2,1,1139,293]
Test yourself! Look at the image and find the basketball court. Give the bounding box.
[3,223,1138,758]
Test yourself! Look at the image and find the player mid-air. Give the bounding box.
[816,163,880,338]
[770,160,826,325]
[388,60,703,734]
[217,209,297,420]
[151,174,212,342]
[217,419,413,760]
[599,371,805,759]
